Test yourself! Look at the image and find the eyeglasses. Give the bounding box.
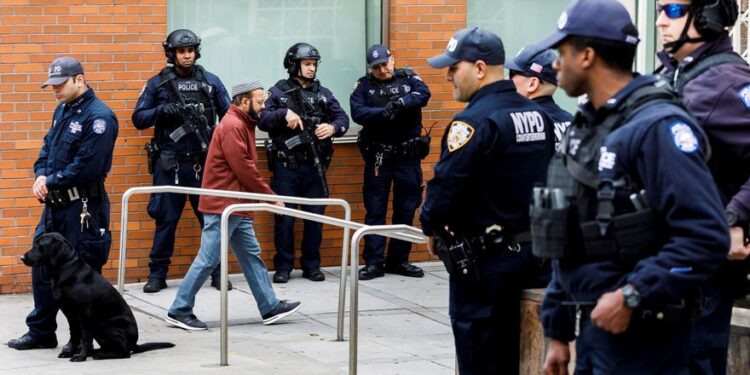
[656,3,691,19]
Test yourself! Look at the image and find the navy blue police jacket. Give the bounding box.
[34,88,118,190]
[533,96,573,149]
[131,65,230,154]
[657,33,750,223]
[541,75,730,342]
[420,80,554,238]
[350,69,431,143]
[259,78,349,145]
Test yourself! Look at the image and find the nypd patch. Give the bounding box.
[670,122,698,153]
[446,121,474,152]
[738,84,750,111]
[93,119,106,134]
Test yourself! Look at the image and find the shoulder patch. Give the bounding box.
[670,121,699,153]
[446,121,475,152]
[738,83,750,111]
[92,119,107,134]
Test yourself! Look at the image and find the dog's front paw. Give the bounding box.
[58,350,73,358]
[70,354,87,362]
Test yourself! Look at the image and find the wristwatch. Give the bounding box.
[726,208,740,227]
[622,284,641,309]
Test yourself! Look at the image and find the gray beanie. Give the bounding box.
[231,79,263,98]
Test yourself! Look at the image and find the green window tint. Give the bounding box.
[467,0,577,113]
[168,0,382,140]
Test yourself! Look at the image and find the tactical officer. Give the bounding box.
[350,44,432,280]
[259,43,349,284]
[654,1,750,373]
[530,1,730,374]
[8,57,118,352]
[506,44,573,149]
[422,27,555,374]
[132,29,231,293]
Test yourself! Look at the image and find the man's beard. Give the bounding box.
[248,109,260,121]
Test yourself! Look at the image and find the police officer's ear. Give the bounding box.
[73,74,85,88]
[474,60,489,79]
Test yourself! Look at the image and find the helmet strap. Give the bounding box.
[664,10,707,54]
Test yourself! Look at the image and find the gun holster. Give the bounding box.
[144,138,159,175]
[264,140,276,172]
[158,150,178,172]
[435,233,481,283]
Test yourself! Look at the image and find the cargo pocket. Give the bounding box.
[77,227,112,273]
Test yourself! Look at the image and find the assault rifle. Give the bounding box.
[160,77,211,152]
[284,87,330,196]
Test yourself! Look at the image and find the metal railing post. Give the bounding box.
[348,225,426,375]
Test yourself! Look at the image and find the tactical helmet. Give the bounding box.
[692,0,739,38]
[163,29,202,64]
[283,43,321,76]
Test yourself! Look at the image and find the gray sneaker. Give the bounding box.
[165,313,207,331]
[261,300,301,325]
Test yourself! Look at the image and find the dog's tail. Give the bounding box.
[132,342,175,353]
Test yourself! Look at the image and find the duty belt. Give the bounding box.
[468,225,532,255]
[46,179,104,208]
[175,152,203,163]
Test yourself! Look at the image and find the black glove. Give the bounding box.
[160,103,181,119]
[383,98,404,120]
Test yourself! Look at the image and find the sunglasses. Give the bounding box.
[657,3,692,19]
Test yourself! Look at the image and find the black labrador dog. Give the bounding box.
[22,232,174,361]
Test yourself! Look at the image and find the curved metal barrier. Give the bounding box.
[218,203,425,367]
[116,186,351,295]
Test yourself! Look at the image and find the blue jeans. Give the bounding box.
[169,214,279,317]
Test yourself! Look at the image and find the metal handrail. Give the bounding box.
[219,204,425,367]
[116,186,352,294]
[348,225,426,375]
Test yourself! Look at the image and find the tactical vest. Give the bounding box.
[272,79,333,163]
[530,82,703,262]
[159,65,217,130]
[369,68,413,107]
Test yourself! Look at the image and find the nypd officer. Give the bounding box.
[259,43,349,283]
[422,27,555,374]
[350,44,431,280]
[132,29,231,293]
[654,0,750,373]
[8,57,118,352]
[530,1,729,374]
[506,44,573,149]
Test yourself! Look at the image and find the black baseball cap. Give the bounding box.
[366,44,392,68]
[506,45,559,85]
[41,56,84,88]
[537,0,640,50]
[427,27,505,68]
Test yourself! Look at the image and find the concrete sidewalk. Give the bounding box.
[0,262,455,375]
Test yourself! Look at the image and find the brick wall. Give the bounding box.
[0,0,466,294]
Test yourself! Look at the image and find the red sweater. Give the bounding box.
[198,105,274,218]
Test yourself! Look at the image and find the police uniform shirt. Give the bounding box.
[131,65,230,153]
[350,69,431,143]
[533,96,573,150]
[258,79,349,144]
[34,88,118,189]
[420,80,554,237]
[540,75,729,342]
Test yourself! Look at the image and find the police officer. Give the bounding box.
[259,43,349,283]
[654,1,750,373]
[530,1,729,374]
[132,29,231,293]
[8,57,118,352]
[506,44,573,149]
[350,44,431,280]
[422,27,555,374]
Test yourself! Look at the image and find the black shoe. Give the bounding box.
[210,277,233,291]
[165,313,207,331]
[358,264,385,280]
[261,299,301,325]
[273,270,290,284]
[7,333,57,350]
[385,263,424,278]
[143,278,167,293]
[302,268,325,282]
